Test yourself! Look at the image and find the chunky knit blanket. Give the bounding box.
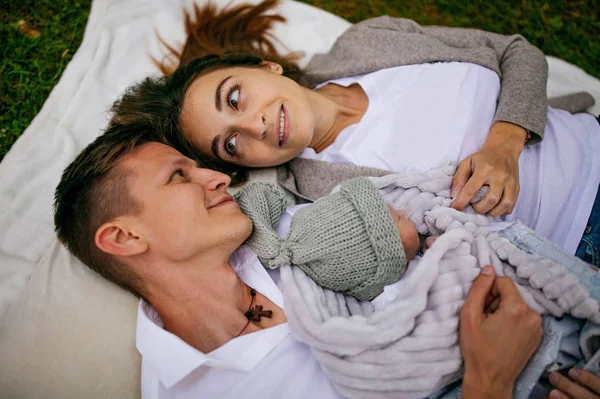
[367,164,600,322]
[269,164,600,399]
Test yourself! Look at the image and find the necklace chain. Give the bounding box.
[234,288,273,338]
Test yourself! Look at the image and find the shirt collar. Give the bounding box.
[136,246,289,389]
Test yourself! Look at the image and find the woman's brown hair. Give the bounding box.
[109,0,305,184]
[156,0,302,80]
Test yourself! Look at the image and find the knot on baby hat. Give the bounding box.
[268,241,294,268]
[235,179,407,302]
[234,182,288,262]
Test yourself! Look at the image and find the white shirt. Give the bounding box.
[301,63,600,254]
[137,204,415,399]
[136,245,343,399]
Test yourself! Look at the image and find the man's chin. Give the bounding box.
[242,217,253,239]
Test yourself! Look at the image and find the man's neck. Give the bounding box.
[145,258,254,353]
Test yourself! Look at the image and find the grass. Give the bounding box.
[0,0,91,162]
[1,0,599,162]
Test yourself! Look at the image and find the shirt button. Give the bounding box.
[585,225,592,235]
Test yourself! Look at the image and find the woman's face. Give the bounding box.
[180,62,316,168]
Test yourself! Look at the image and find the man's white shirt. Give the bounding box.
[136,242,343,399]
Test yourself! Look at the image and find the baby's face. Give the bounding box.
[387,206,420,261]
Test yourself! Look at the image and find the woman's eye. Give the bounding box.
[224,136,237,156]
[228,86,240,110]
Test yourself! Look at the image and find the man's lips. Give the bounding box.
[210,194,235,208]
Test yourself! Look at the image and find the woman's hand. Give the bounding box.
[547,369,600,399]
[451,122,527,217]
[460,266,543,399]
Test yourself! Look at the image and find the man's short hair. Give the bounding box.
[54,122,168,296]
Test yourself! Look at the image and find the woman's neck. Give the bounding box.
[308,83,369,153]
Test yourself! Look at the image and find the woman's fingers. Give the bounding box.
[452,168,488,212]
[451,157,474,210]
[549,370,600,399]
[472,181,503,215]
[488,180,520,217]
[452,155,519,216]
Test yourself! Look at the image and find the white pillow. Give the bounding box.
[0,241,140,398]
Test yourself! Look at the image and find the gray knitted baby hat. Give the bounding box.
[234,178,407,301]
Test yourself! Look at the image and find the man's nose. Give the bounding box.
[237,110,267,140]
[194,168,231,191]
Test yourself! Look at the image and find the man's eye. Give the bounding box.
[224,136,237,156]
[228,86,240,110]
[170,169,185,181]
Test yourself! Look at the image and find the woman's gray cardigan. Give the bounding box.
[275,16,590,203]
[304,16,549,140]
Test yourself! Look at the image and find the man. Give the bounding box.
[53,123,564,399]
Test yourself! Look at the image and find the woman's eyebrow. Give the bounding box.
[215,76,232,111]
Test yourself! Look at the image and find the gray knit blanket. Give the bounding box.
[243,163,600,398]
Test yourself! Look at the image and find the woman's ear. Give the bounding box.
[261,61,283,75]
[95,219,148,258]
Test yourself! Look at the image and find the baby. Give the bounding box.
[235,177,422,302]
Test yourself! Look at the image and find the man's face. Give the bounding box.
[119,142,252,262]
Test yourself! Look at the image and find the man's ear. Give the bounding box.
[95,219,148,257]
[261,61,283,75]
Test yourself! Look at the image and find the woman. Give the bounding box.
[110,0,600,263]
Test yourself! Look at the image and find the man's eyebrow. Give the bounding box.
[215,75,232,112]
[163,158,196,176]
[211,135,225,162]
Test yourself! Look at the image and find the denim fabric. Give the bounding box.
[575,185,600,267]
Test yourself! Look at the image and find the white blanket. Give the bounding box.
[0,0,599,318]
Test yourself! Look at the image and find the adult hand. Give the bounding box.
[460,266,543,399]
[451,122,527,217]
[548,369,600,399]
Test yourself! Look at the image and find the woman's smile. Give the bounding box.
[278,104,290,147]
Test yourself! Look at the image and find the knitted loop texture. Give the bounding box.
[235,179,407,301]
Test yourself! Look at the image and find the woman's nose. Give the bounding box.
[238,111,267,139]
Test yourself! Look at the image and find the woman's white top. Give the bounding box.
[301,63,600,254]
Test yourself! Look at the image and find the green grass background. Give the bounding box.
[1,0,599,162]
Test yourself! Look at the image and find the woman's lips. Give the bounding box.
[279,104,289,147]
